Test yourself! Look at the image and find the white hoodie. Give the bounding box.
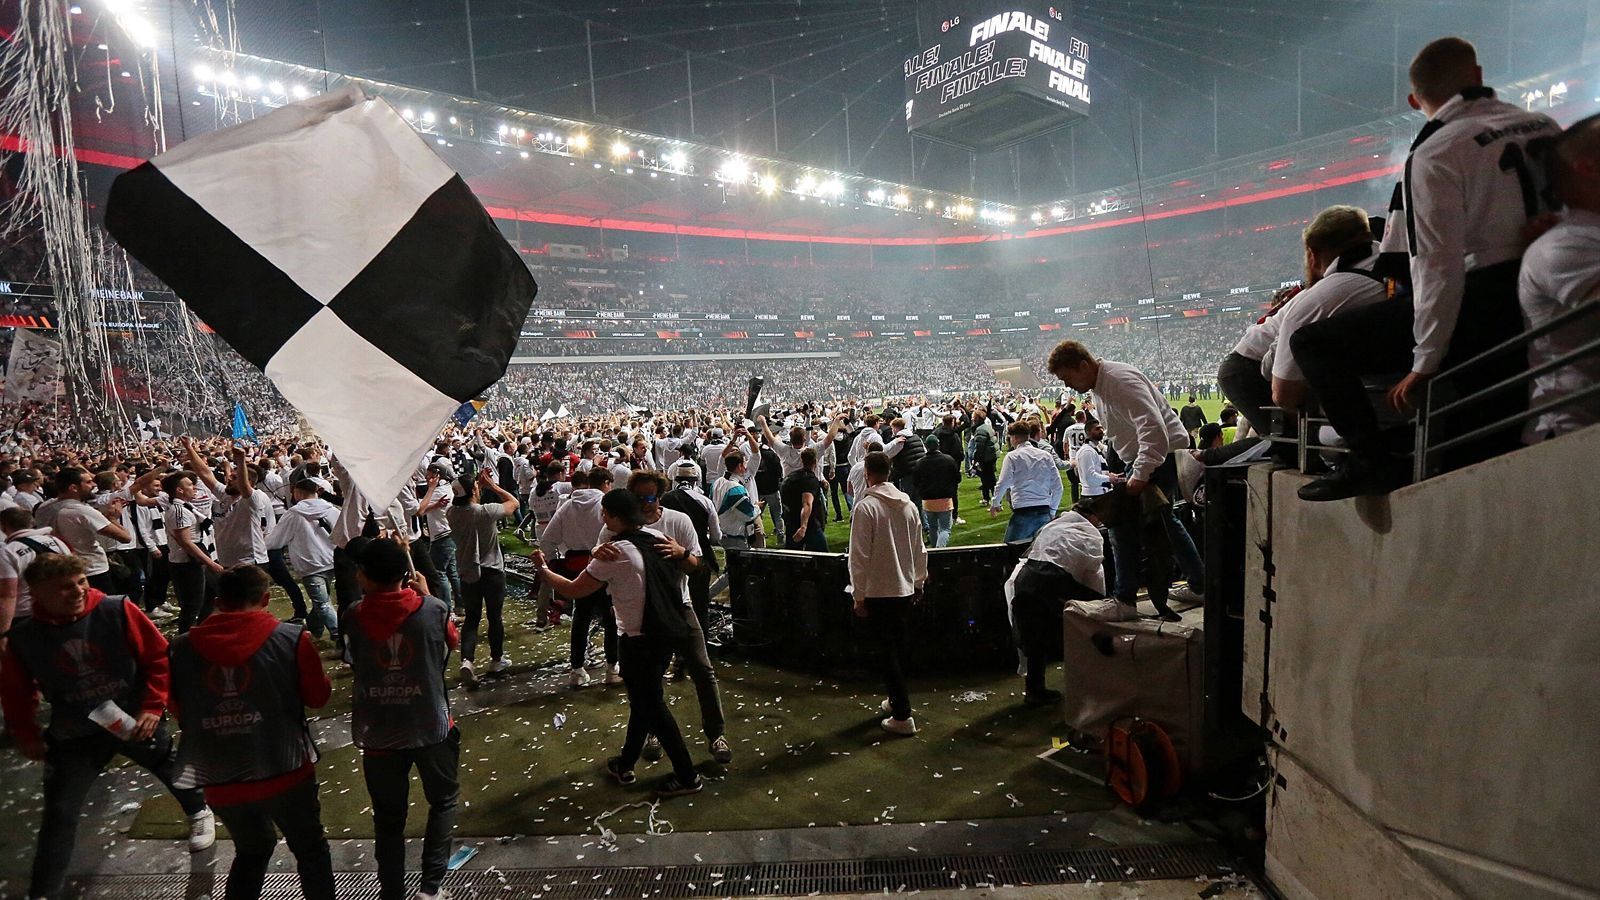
[266,497,339,577]
[847,481,928,599]
[539,488,605,557]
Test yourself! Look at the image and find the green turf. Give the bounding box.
[132,622,1112,839]
[132,397,1230,841]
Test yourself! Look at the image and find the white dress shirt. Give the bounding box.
[1519,208,1600,441]
[989,443,1063,512]
[1091,358,1190,484]
[1271,249,1388,382]
[1075,442,1112,497]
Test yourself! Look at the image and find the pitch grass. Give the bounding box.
[133,620,1112,839]
[130,398,1221,839]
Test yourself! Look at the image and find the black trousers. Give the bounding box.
[214,775,335,900]
[570,591,618,669]
[1291,262,1526,471]
[409,537,443,604]
[362,728,460,900]
[617,635,698,781]
[825,468,845,519]
[110,549,149,609]
[1217,351,1274,437]
[86,571,116,595]
[265,548,307,620]
[171,560,218,633]
[459,567,506,664]
[332,547,361,649]
[1013,592,1064,696]
[864,596,912,720]
[31,725,206,897]
[975,459,997,504]
[145,550,171,612]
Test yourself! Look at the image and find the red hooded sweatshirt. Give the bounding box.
[0,590,167,750]
[353,587,460,649]
[173,609,332,806]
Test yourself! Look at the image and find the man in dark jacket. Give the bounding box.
[934,415,967,524]
[912,437,961,547]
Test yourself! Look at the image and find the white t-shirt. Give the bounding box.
[215,489,274,567]
[584,540,646,637]
[598,511,697,604]
[0,528,72,620]
[33,499,114,576]
[165,501,216,565]
[423,484,454,539]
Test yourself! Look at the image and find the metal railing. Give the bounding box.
[1414,299,1600,482]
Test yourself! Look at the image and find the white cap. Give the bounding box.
[670,459,702,483]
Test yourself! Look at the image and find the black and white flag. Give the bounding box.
[106,86,537,507]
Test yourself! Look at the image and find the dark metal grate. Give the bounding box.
[65,842,1238,898]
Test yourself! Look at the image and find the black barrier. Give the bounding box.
[727,543,1027,675]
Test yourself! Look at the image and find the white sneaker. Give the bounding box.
[414,889,451,900]
[487,656,509,674]
[881,716,917,736]
[955,517,967,525]
[188,808,216,851]
[879,698,892,714]
[1169,585,1204,605]
[460,660,477,686]
[569,667,591,688]
[603,663,622,685]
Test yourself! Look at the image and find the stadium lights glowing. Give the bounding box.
[421,110,436,124]
[244,75,262,91]
[219,70,238,87]
[719,158,749,182]
[894,193,908,207]
[665,151,687,170]
[1051,206,1066,218]
[193,64,213,81]
[268,80,284,94]
[571,133,589,150]
[822,180,844,197]
[925,199,936,210]
[610,141,630,159]
[867,188,886,203]
[405,109,418,121]
[448,116,458,126]
[759,175,778,195]
[497,123,509,135]
[291,85,309,99]
[797,175,817,193]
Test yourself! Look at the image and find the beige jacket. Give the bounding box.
[847,482,928,600]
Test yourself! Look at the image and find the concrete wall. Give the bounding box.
[1246,426,1600,900]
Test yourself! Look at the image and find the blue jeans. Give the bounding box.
[302,571,338,639]
[1108,455,1205,602]
[429,534,460,610]
[1004,505,1054,543]
[924,509,953,548]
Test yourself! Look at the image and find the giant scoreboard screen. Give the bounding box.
[904,2,1092,152]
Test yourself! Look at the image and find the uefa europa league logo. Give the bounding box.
[379,633,413,671]
[204,662,252,698]
[55,638,102,677]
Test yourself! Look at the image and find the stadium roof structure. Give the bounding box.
[19,2,1600,247]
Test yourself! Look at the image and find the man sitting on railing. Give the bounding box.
[1292,37,1561,501]
[1520,113,1600,443]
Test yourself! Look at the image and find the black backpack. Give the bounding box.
[661,488,718,572]
[613,531,690,642]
